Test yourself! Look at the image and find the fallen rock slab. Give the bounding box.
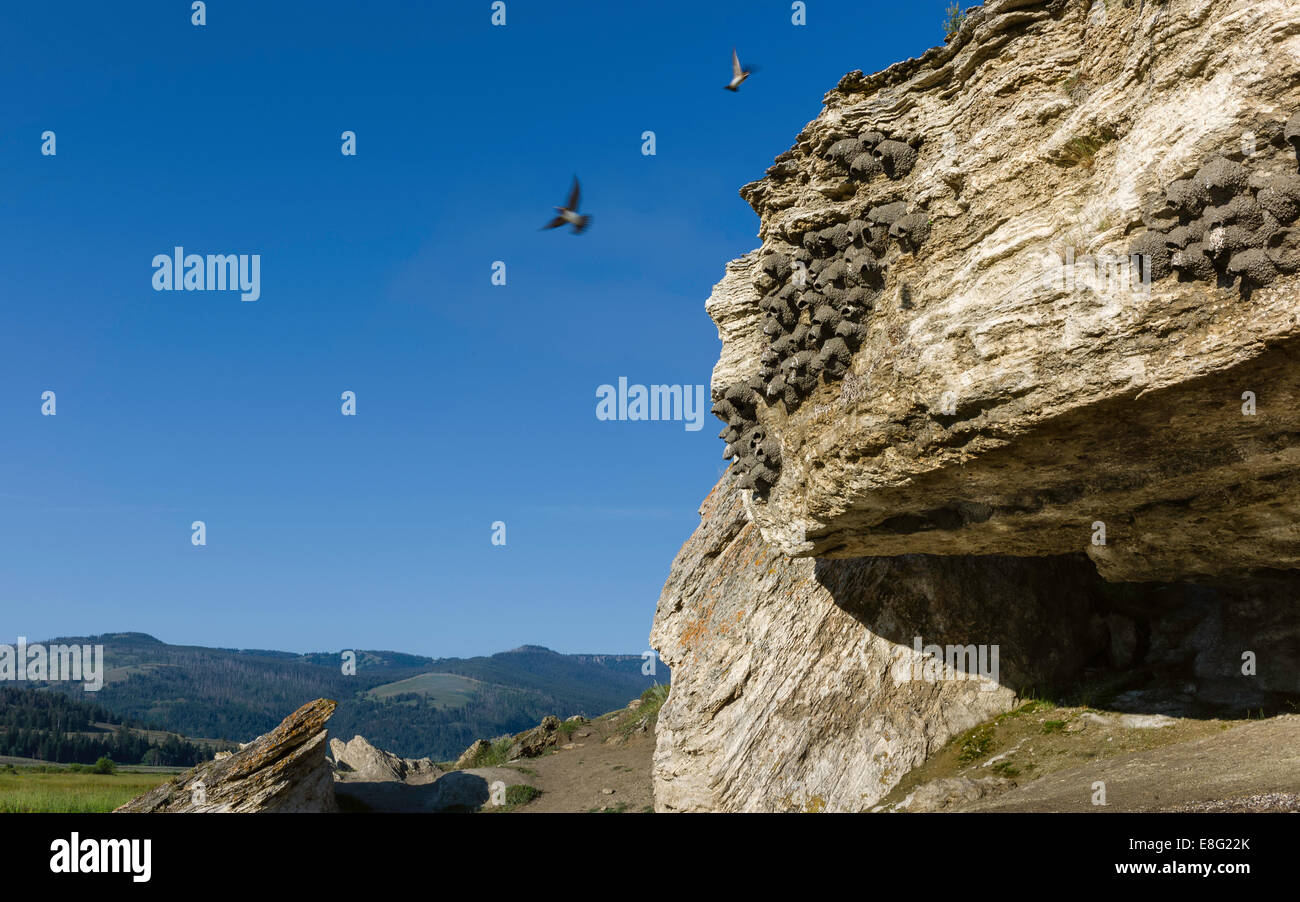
[116,698,338,813]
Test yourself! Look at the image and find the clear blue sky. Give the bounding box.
[1,1,955,657]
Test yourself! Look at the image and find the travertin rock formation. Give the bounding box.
[710,0,1300,583]
[655,0,1300,811]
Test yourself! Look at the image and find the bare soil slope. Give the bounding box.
[500,709,656,813]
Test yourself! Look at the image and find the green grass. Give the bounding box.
[364,672,482,707]
[956,724,997,764]
[461,736,515,769]
[504,784,541,806]
[998,698,1055,722]
[1042,720,1066,734]
[640,682,669,714]
[990,760,1021,779]
[617,683,670,739]
[479,783,542,813]
[1058,131,1116,170]
[0,769,169,813]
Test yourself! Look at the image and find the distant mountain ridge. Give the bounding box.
[32,633,667,760]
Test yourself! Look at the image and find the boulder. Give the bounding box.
[507,715,561,759]
[330,735,441,784]
[115,698,338,813]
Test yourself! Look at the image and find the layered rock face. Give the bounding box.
[117,698,338,813]
[652,477,1300,811]
[651,479,1097,811]
[711,0,1300,583]
[654,0,1300,811]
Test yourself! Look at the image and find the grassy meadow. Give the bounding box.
[0,766,174,813]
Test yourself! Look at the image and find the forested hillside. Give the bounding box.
[33,634,666,759]
[0,687,218,766]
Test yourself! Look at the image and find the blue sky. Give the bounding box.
[0,1,956,657]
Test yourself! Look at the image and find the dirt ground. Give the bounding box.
[495,710,657,813]
[959,714,1300,812]
[876,698,1300,813]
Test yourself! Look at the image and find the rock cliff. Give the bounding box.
[713,0,1300,582]
[653,0,1300,811]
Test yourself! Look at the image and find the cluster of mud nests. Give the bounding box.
[717,115,1300,498]
[716,129,928,497]
[1130,113,1300,292]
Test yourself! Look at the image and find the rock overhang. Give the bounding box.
[708,0,1300,583]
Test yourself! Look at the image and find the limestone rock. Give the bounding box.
[330,735,442,784]
[706,0,1300,583]
[653,0,1300,814]
[652,477,1300,811]
[650,478,1113,812]
[507,715,561,759]
[115,698,338,813]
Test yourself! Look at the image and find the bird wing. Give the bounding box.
[567,177,581,211]
[541,216,567,230]
[732,48,743,79]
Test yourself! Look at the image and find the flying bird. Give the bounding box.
[725,48,756,91]
[542,177,591,234]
